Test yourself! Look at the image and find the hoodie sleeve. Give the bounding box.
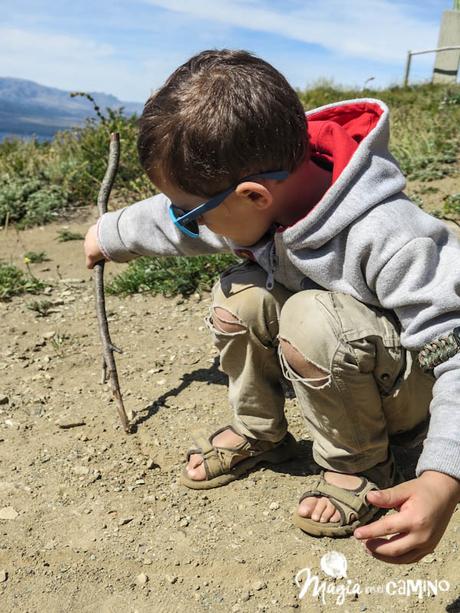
[96,193,231,262]
[374,229,460,480]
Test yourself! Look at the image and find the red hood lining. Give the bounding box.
[272,102,384,234]
[308,102,383,183]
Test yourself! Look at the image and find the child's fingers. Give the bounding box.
[354,512,408,540]
[365,481,414,509]
[362,532,415,558]
[87,255,104,269]
[364,548,427,565]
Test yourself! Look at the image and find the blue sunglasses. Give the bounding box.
[168,169,289,238]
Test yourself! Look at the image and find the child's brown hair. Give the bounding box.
[137,49,308,196]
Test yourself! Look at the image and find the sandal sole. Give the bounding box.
[180,432,298,490]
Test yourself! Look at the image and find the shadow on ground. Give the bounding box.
[132,357,227,430]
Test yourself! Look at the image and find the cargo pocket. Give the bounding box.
[373,337,406,398]
[379,344,432,436]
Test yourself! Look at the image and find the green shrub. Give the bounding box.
[0,176,68,228]
[53,106,153,205]
[0,105,153,228]
[24,251,49,263]
[1,82,459,297]
[443,193,460,218]
[26,299,53,317]
[107,254,238,297]
[1,83,459,230]
[0,263,45,300]
[56,229,84,242]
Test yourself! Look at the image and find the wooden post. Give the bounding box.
[433,6,460,84]
[404,51,412,87]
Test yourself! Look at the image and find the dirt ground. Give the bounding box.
[0,195,459,613]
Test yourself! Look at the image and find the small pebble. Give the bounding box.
[252,580,266,591]
[4,419,20,429]
[0,395,9,405]
[0,570,7,582]
[118,517,134,526]
[135,573,149,586]
[166,574,178,584]
[0,507,19,520]
[269,502,280,510]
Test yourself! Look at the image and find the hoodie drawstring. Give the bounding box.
[265,242,277,290]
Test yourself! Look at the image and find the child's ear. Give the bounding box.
[236,182,272,209]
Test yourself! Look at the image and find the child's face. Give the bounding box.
[155,175,278,247]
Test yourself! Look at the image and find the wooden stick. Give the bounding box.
[94,132,132,433]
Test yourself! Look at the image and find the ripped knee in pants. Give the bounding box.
[211,306,246,334]
[279,338,331,389]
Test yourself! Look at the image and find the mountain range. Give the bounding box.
[0,77,144,141]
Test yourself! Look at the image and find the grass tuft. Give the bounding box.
[0,263,45,300]
[24,251,49,264]
[56,229,84,242]
[26,299,54,317]
[106,254,238,297]
[442,193,460,219]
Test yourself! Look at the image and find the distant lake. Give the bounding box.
[0,131,52,143]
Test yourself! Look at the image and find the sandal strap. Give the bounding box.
[298,473,378,525]
[187,427,255,480]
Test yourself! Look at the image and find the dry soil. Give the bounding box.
[0,203,459,613]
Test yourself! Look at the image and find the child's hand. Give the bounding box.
[354,471,460,564]
[84,224,105,269]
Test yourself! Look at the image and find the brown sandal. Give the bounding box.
[293,453,403,537]
[180,425,297,490]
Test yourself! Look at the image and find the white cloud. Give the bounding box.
[142,0,440,64]
[0,26,114,62]
[0,26,149,100]
[0,1,440,101]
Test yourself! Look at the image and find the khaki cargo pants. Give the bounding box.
[206,262,434,474]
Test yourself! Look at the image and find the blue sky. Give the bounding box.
[0,0,453,102]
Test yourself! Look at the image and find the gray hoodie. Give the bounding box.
[97,98,460,481]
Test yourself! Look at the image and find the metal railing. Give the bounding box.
[404,46,460,86]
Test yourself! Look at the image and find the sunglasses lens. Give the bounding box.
[182,219,199,235]
[170,205,199,237]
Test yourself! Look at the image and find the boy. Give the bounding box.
[85,49,460,564]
